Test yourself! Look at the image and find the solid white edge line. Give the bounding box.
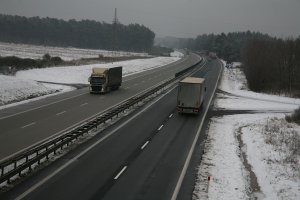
[170,60,223,200]
[114,166,127,180]
[141,141,150,150]
[21,122,36,129]
[14,80,179,200]
[157,125,164,131]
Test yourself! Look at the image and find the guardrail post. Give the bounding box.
[37,151,41,164]
[46,147,49,160]
[14,161,17,169]
[1,166,3,176]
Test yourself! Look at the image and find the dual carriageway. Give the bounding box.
[0,53,223,200]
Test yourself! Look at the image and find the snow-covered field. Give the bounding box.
[0,42,150,61]
[16,56,180,84]
[193,62,300,199]
[0,55,181,107]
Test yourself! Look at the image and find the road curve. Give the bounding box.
[0,54,200,161]
[0,58,223,200]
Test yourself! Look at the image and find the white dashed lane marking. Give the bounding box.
[114,166,127,180]
[21,122,36,129]
[56,111,66,116]
[141,141,150,150]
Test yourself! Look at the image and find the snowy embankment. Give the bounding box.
[193,62,300,200]
[0,75,63,105]
[0,55,181,107]
[16,57,180,84]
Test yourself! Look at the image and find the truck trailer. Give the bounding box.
[177,77,206,114]
[89,66,122,93]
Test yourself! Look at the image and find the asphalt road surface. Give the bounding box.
[0,58,222,200]
[0,54,200,161]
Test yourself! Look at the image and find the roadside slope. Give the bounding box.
[193,64,300,200]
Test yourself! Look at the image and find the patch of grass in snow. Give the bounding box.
[285,106,300,125]
[263,117,300,176]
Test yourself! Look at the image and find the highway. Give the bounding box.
[0,54,200,161]
[0,58,223,200]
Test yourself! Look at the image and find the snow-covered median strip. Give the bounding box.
[193,62,300,200]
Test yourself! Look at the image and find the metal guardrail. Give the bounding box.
[0,57,203,186]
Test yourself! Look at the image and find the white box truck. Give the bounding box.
[177,77,206,114]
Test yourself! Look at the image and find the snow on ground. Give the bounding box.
[170,50,184,57]
[216,93,299,111]
[16,56,180,84]
[0,55,181,107]
[0,42,150,60]
[193,62,300,200]
[193,115,251,200]
[220,62,300,106]
[0,74,73,106]
[242,116,300,200]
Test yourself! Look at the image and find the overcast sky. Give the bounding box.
[1,0,299,38]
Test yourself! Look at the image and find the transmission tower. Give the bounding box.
[113,8,119,25]
[112,8,119,60]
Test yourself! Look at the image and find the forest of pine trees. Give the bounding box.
[182,31,299,96]
[188,31,273,62]
[0,14,155,52]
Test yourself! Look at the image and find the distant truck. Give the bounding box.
[89,66,122,93]
[177,77,206,114]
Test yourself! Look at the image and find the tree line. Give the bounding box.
[156,31,273,62]
[0,53,151,75]
[241,37,300,96]
[0,14,155,52]
[159,31,299,97]
[188,31,273,62]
